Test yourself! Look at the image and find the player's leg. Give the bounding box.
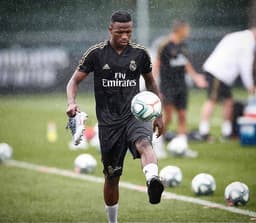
[177,109,187,135]
[99,127,127,223]
[127,119,164,204]
[163,104,173,133]
[159,86,174,133]
[175,90,188,135]
[175,91,198,157]
[199,73,219,137]
[104,176,119,223]
[199,99,216,136]
[104,176,120,205]
[136,137,164,204]
[221,85,233,138]
[136,137,157,168]
[221,98,233,138]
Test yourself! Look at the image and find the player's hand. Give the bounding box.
[194,74,208,88]
[66,102,80,117]
[153,115,164,138]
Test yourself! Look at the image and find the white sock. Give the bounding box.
[222,120,232,137]
[199,121,210,135]
[105,204,118,223]
[143,163,158,181]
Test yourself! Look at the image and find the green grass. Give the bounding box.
[0,89,255,222]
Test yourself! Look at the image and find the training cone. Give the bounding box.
[47,121,58,143]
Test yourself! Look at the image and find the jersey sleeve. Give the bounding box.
[77,49,95,73]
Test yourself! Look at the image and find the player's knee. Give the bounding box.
[103,165,122,179]
[135,137,152,154]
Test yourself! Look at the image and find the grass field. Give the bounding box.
[0,89,256,223]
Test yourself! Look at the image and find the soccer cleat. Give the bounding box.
[66,112,88,145]
[147,176,164,204]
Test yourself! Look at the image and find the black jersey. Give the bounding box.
[158,40,188,92]
[77,41,152,127]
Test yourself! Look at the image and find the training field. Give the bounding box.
[0,89,256,223]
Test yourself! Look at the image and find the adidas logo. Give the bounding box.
[103,64,110,70]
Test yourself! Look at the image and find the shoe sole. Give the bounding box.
[148,179,164,204]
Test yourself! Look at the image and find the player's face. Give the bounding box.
[179,25,190,41]
[109,22,133,48]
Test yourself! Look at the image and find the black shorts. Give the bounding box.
[98,117,153,178]
[206,72,232,101]
[161,86,188,110]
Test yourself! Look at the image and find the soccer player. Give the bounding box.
[153,20,207,152]
[199,28,256,139]
[66,11,164,223]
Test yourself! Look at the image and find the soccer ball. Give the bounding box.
[74,154,97,174]
[191,173,216,195]
[160,165,182,187]
[167,136,188,156]
[224,182,249,206]
[0,143,13,162]
[131,91,162,121]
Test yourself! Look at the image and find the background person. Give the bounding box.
[66,11,164,223]
[199,28,256,139]
[153,20,207,157]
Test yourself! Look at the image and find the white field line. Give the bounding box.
[5,159,256,218]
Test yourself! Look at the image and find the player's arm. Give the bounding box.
[143,72,164,137]
[239,47,255,94]
[66,70,88,117]
[143,72,160,95]
[185,61,207,88]
[67,47,95,117]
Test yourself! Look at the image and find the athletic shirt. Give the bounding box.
[77,41,152,127]
[158,39,188,92]
[203,30,255,89]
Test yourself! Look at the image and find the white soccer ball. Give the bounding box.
[160,165,182,187]
[131,91,162,121]
[191,173,216,195]
[74,154,97,174]
[0,143,13,162]
[167,136,188,156]
[224,182,249,206]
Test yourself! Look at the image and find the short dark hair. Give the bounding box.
[111,10,132,23]
[172,20,189,32]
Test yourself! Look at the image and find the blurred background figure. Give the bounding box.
[153,20,207,158]
[199,28,256,140]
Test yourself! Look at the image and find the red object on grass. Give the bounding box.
[84,126,95,141]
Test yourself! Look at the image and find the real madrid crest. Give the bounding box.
[129,60,137,71]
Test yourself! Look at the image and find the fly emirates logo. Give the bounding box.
[102,72,136,87]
